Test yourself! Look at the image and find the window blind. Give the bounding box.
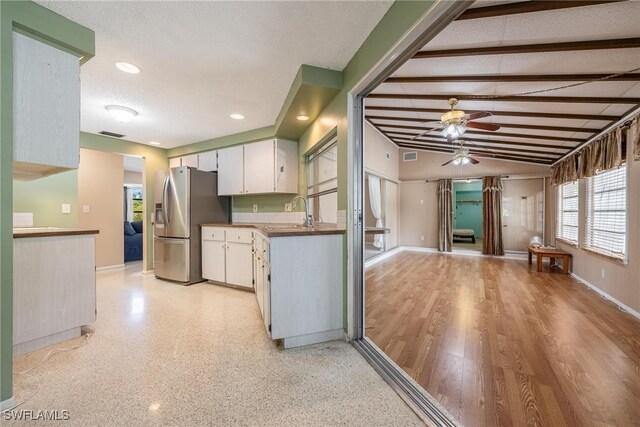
[556,181,579,244]
[584,166,627,260]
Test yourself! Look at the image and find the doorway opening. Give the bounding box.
[452,179,482,252]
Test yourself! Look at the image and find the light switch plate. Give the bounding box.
[61,203,71,214]
[253,204,258,213]
[82,205,90,213]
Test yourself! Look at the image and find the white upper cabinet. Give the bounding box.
[13,32,80,181]
[169,157,182,168]
[217,139,298,196]
[217,145,245,195]
[244,139,275,194]
[181,154,198,168]
[198,150,217,172]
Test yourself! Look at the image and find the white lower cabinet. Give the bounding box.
[201,226,253,290]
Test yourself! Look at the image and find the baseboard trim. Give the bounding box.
[400,246,527,261]
[571,273,640,320]
[1,397,16,411]
[142,269,154,275]
[364,246,403,268]
[96,264,125,271]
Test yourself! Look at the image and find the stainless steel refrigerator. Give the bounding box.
[154,167,230,284]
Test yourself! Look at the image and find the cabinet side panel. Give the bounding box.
[270,235,343,339]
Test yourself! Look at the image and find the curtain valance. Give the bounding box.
[632,117,640,161]
[551,124,625,185]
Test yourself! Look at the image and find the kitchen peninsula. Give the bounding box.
[201,223,345,348]
[13,228,99,355]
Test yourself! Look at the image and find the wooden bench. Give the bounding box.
[527,246,572,273]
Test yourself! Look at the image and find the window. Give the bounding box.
[585,167,627,260]
[556,181,579,244]
[306,138,337,223]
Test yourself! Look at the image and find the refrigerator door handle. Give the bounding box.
[162,176,170,226]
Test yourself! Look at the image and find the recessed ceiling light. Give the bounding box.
[105,105,138,123]
[115,62,140,74]
[230,114,245,120]
[296,114,309,121]
[149,141,161,146]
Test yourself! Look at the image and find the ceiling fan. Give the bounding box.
[411,98,500,141]
[442,141,480,166]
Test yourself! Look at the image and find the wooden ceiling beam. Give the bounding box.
[391,135,570,152]
[384,128,584,143]
[412,37,640,59]
[366,115,601,133]
[384,73,640,83]
[395,142,555,165]
[365,105,619,121]
[456,1,624,21]
[367,93,640,104]
[391,137,565,156]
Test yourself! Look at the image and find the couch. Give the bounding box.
[124,220,143,262]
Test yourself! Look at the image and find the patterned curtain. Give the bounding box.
[437,179,453,252]
[631,117,640,161]
[578,127,623,178]
[551,155,578,186]
[482,176,504,256]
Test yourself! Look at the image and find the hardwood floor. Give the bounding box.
[365,251,640,427]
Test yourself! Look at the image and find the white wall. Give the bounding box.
[365,123,399,181]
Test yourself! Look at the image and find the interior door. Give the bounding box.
[244,139,275,194]
[502,178,544,251]
[217,145,244,195]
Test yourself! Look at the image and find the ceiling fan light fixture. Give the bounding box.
[440,110,465,123]
[461,157,470,165]
[452,158,462,166]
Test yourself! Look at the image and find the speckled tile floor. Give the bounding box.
[8,262,423,426]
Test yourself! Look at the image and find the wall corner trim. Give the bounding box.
[1,397,16,411]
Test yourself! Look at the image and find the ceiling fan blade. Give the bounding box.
[410,125,441,140]
[466,121,500,131]
[464,111,492,121]
[468,157,480,165]
[441,159,455,167]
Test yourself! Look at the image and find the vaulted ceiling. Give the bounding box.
[366,0,640,165]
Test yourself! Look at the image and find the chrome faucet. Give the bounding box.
[292,195,314,228]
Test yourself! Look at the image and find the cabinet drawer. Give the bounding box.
[227,229,253,244]
[202,227,225,242]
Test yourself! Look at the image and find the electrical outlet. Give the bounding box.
[420,199,424,205]
[252,204,258,213]
[61,203,71,214]
[82,205,91,213]
[421,235,425,241]
[284,203,292,212]
[601,268,605,279]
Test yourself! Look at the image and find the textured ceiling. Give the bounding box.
[366,1,640,165]
[35,0,393,148]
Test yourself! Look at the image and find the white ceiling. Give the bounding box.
[35,0,393,148]
[367,1,640,164]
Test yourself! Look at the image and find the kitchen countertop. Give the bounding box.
[13,227,100,239]
[201,222,346,237]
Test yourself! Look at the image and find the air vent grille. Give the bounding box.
[403,151,418,162]
[98,131,125,138]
